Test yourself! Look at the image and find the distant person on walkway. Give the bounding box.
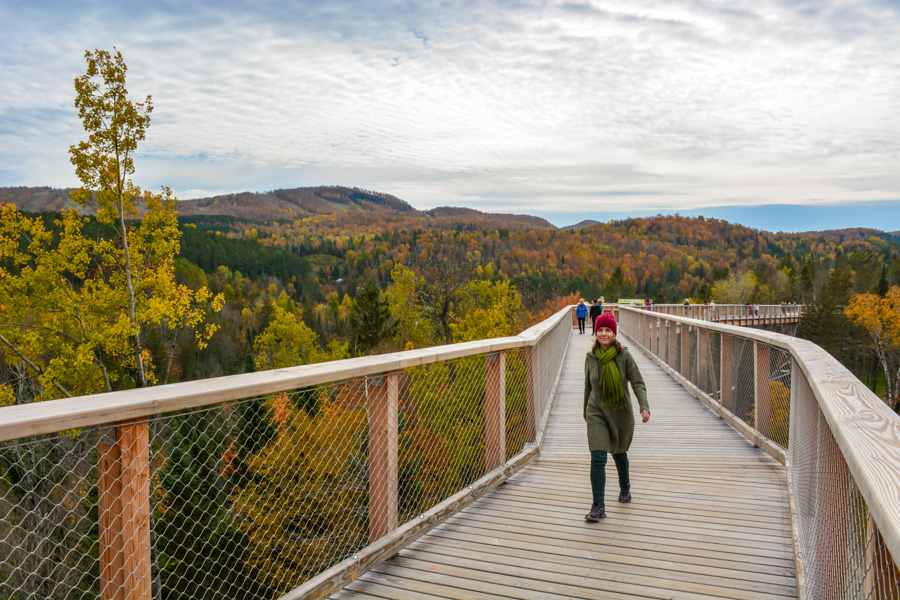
[754,303,760,317]
[584,313,650,522]
[576,299,588,334]
[589,299,602,334]
[709,300,716,320]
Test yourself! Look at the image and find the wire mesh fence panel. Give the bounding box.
[505,348,529,460]
[789,365,900,600]
[149,380,370,600]
[532,319,571,434]
[767,346,792,449]
[731,336,756,428]
[688,327,698,388]
[0,429,99,600]
[704,331,722,401]
[870,523,900,600]
[663,319,673,367]
[398,355,490,524]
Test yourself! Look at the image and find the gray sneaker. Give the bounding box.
[585,501,606,522]
[618,484,632,503]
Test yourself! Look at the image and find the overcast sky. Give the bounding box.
[2,0,899,231]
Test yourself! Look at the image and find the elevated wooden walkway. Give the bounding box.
[331,329,797,599]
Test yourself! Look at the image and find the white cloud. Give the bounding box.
[1,0,899,229]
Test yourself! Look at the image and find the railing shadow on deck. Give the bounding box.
[0,307,572,600]
[618,305,900,600]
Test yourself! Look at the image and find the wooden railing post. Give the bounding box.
[368,372,398,543]
[680,323,691,379]
[721,335,733,410]
[525,345,537,443]
[754,342,772,438]
[98,420,151,600]
[485,352,506,471]
[668,320,678,368]
[697,328,709,392]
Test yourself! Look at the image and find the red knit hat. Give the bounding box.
[594,312,617,336]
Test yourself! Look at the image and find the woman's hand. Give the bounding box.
[641,410,650,423]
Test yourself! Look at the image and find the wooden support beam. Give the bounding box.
[697,329,709,393]
[368,372,399,543]
[98,420,151,600]
[668,320,678,369]
[485,351,506,472]
[525,346,537,443]
[680,323,691,379]
[754,342,772,438]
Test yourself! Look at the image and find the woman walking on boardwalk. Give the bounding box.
[576,299,588,334]
[589,299,602,334]
[584,312,650,521]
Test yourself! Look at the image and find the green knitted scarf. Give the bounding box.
[594,346,625,410]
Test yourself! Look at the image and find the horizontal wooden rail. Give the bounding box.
[0,307,571,443]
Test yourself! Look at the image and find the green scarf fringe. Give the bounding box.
[594,346,625,410]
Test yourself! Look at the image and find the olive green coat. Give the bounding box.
[583,347,650,454]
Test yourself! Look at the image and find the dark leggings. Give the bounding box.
[590,450,629,505]
[577,317,586,333]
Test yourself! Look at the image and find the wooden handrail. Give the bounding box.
[0,307,573,443]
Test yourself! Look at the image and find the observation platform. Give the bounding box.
[331,329,796,599]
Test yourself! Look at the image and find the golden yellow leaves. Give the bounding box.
[0,384,14,407]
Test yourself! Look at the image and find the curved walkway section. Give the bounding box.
[331,329,797,599]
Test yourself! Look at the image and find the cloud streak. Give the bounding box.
[1,0,899,230]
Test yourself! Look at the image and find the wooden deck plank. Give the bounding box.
[398,543,796,598]
[420,520,796,587]
[331,329,797,599]
[400,540,788,598]
[433,509,796,566]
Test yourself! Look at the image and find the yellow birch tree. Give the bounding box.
[0,48,222,400]
[846,287,900,410]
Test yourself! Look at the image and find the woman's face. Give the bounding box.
[596,327,615,348]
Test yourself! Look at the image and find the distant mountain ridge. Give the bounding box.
[1,185,897,238]
[0,185,555,231]
[564,219,601,230]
